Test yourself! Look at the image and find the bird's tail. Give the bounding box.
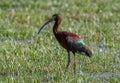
[78,45,92,57]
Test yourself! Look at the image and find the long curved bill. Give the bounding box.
[38,17,55,34]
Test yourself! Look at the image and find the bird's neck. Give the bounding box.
[53,19,61,34]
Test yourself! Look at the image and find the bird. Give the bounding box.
[38,14,92,74]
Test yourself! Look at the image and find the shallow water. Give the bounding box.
[92,72,120,79]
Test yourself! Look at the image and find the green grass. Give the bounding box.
[0,0,120,82]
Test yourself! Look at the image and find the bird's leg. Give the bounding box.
[73,52,76,74]
[65,50,70,72]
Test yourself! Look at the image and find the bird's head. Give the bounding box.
[38,14,61,34]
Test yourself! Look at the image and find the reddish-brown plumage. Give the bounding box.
[54,31,80,50]
[38,14,92,74]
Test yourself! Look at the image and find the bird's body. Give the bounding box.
[54,31,90,55]
[54,31,80,50]
[38,14,92,74]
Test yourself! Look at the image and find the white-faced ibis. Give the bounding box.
[38,14,92,74]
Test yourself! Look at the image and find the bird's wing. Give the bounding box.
[61,31,92,57]
[66,38,85,51]
[66,38,92,56]
[62,31,85,51]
